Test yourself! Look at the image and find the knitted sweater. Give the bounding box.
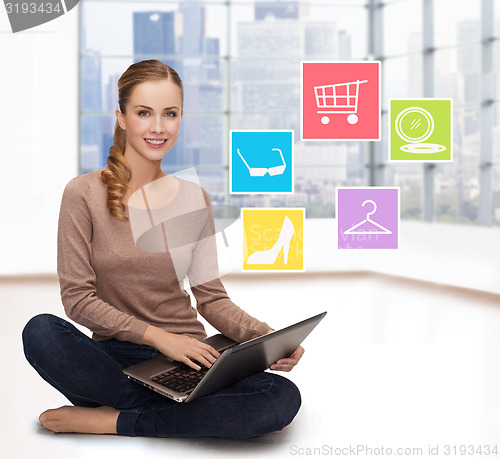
[57,170,270,344]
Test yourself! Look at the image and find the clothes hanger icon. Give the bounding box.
[343,200,392,235]
[237,148,286,176]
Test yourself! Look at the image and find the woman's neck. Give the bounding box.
[125,156,167,192]
[128,169,167,193]
[124,170,179,210]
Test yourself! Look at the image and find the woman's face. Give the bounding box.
[117,79,183,165]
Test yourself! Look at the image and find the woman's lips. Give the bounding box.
[144,138,167,148]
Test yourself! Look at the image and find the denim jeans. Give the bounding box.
[22,314,301,438]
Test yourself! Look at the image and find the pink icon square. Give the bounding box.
[301,61,381,141]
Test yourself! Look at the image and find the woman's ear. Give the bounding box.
[116,109,126,130]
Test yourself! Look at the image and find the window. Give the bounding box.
[379,0,499,225]
[79,0,500,225]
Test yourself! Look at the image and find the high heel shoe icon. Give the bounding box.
[246,216,295,265]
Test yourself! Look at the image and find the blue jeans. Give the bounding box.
[22,314,301,438]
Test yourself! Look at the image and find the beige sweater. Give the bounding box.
[57,170,270,344]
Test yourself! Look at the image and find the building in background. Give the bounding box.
[79,0,500,225]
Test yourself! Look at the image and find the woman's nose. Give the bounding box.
[150,116,165,133]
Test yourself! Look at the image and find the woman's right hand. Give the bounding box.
[143,325,220,371]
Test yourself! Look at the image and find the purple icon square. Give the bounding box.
[337,187,399,249]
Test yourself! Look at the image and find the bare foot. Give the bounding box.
[39,405,119,434]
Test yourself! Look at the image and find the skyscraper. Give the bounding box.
[131,7,223,169]
[179,2,205,56]
[81,53,104,172]
[255,1,299,20]
[456,19,480,138]
[133,11,186,165]
[233,7,351,214]
[133,11,176,57]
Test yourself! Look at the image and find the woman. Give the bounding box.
[22,60,303,438]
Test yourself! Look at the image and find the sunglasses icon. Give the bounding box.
[236,148,286,177]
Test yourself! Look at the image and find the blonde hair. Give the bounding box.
[100,60,184,220]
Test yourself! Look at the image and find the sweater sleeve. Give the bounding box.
[57,177,149,343]
[188,190,271,343]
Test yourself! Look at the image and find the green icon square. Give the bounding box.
[389,99,453,162]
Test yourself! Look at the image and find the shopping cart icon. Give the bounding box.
[314,79,368,125]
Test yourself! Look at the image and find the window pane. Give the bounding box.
[80,114,115,173]
[493,40,500,101]
[81,57,131,116]
[380,112,390,167]
[81,57,106,112]
[494,103,500,163]
[231,111,299,136]
[230,2,367,59]
[435,46,481,105]
[385,165,423,220]
[183,60,226,112]
[434,0,480,48]
[454,105,480,165]
[295,142,367,170]
[230,58,300,112]
[494,166,500,225]
[383,55,423,102]
[81,2,227,58]
[383,0,422,56]
[496,0,500,36]
[435,165,480,224]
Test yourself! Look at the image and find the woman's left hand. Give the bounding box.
[270,346,304,372]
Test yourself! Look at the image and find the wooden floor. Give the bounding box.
[3,272,500,458]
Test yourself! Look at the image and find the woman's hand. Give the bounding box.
[265,329,305,372]
[270,346,305,372]
[143,325,220,371]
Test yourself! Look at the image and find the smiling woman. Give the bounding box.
[21,59,303,439]
[115,80,183,202]
[101,60,184,221]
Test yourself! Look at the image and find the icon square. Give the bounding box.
[242,208,305,271]
[301,61,381,141]
[230,130,294,194]
[389,99,453,162]
[336,187,400,250]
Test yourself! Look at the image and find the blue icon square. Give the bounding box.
[230,130,294,194]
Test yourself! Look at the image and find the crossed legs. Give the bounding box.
[22,314,301,438]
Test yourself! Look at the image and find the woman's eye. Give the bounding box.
[165,112,177,118]
[138,111,150,116]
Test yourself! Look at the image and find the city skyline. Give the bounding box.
[79,0,499,222]
[80,1,353,186]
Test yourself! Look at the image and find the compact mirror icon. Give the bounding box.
[395,107,446,154]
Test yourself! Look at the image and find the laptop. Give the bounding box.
[123,311,326,403]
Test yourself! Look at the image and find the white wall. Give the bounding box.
[0,8,79,274]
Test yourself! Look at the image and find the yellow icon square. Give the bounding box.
[242,208,304,271]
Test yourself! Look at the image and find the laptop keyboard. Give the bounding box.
[151,365,209,393]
